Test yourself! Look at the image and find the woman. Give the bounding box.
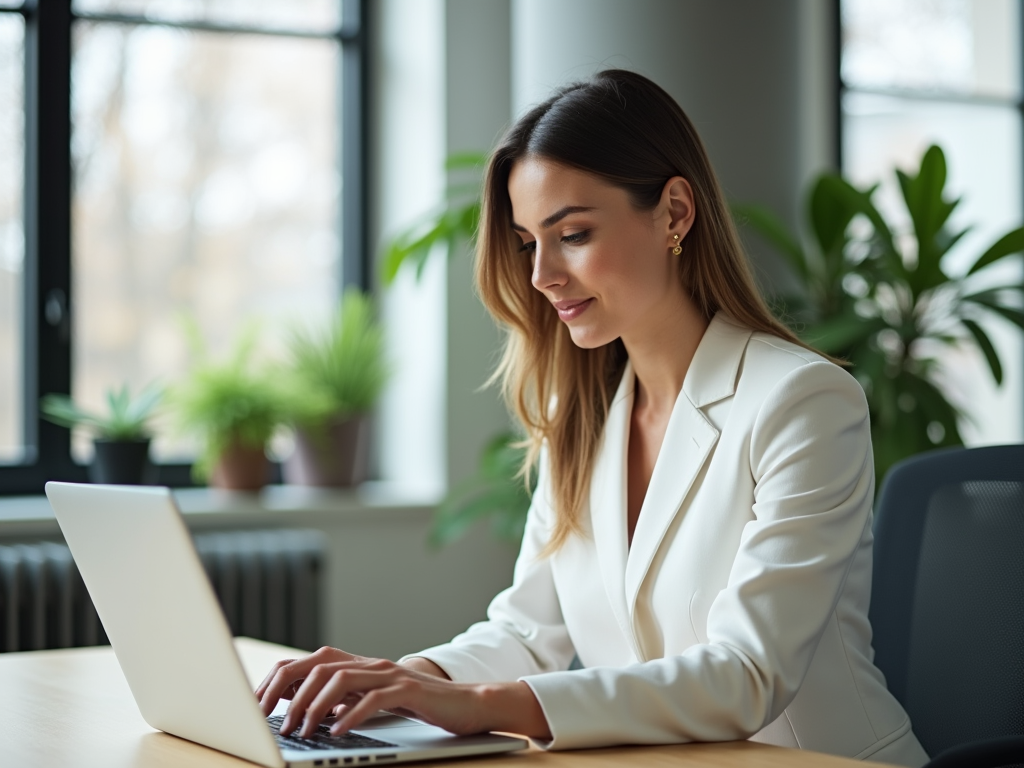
[257,70,928,766]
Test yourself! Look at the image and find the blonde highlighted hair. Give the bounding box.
[476,70,815,553]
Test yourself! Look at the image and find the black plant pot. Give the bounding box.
[90,438,151,485]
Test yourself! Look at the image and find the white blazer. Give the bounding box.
[407,314,929,766]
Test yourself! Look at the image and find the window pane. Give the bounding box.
[72,22,341,462]
[0,14,24,464]
[72,0,341,34]
[842,0,1022,97]
[843,92,1024,446]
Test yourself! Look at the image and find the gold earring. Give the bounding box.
[672,234,682,256]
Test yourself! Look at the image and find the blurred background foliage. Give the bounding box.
[736,145,1024,483]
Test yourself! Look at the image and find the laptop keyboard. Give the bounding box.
[267,715,399,752]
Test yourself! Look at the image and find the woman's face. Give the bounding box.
[507,156,694,350]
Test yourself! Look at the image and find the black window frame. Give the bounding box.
[0,0,369,495]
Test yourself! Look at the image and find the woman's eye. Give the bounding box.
[518,240,537,254]
[562,230,590,245]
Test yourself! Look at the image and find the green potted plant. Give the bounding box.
[170,331,286,492]
[281,289,389,487]
[735,145,1024,483]
[40,384,162,484]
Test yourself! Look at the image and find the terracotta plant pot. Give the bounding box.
[90,438,151,485]
[210,440,270,491]
[283,415,369,488]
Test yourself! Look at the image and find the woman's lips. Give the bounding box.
[553,298,594,322]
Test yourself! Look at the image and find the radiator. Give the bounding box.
[0,529,325,653]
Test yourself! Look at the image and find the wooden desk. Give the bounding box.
[0,639,880,768]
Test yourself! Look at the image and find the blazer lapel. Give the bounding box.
[623,396,718,622]
[623,314,752,626]
[589,362,638,657]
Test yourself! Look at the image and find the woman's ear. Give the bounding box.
[661,176,696,245]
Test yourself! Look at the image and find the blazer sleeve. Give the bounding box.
[522,361,875,749]
[399,449,577,681]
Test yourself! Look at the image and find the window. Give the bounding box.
[840,0,1024,445]
[0,0,366,493]
[0,10,24,466]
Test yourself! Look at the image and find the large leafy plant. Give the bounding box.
[736,145,1024,483]
[283,289,389,426]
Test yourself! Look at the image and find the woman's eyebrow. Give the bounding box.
[511,205,596,232]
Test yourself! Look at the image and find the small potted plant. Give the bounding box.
[40,384,162,484]
[281,289,389,487]
[171,332,286,492]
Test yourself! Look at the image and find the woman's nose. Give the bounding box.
[531,243,567,292]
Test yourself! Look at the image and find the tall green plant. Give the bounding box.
[284,289,389,425]
[736,145,1024,483]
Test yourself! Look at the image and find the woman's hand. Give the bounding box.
[255,646,551,741]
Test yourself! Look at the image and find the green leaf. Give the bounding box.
[829,180,902,272]
[962,288,1024,331]
[809,175,857,260]
[804,313,886,354]
[961,318,1003,385]
[41,384,161,440]
[732,203,808,280]
[966,226,1024,275]
[981,303,1024,331]
[900,146,956,242]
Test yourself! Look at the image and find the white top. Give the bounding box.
[405,314,929,767]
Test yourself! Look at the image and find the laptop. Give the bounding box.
[45,482,527,768]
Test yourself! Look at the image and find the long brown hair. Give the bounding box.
[476,69,813,552]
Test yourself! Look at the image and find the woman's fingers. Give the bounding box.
[331,685,411,735]
[287,661,397,737]
[268,656,492,740]
[298,667,391,737]
[255,658,296,700]
[258,647,357,716]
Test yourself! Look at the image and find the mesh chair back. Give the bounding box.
[869,445,1024,758]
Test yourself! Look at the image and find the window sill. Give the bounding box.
[0,483,442,539]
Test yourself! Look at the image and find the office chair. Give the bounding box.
[869,444,1024,768]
